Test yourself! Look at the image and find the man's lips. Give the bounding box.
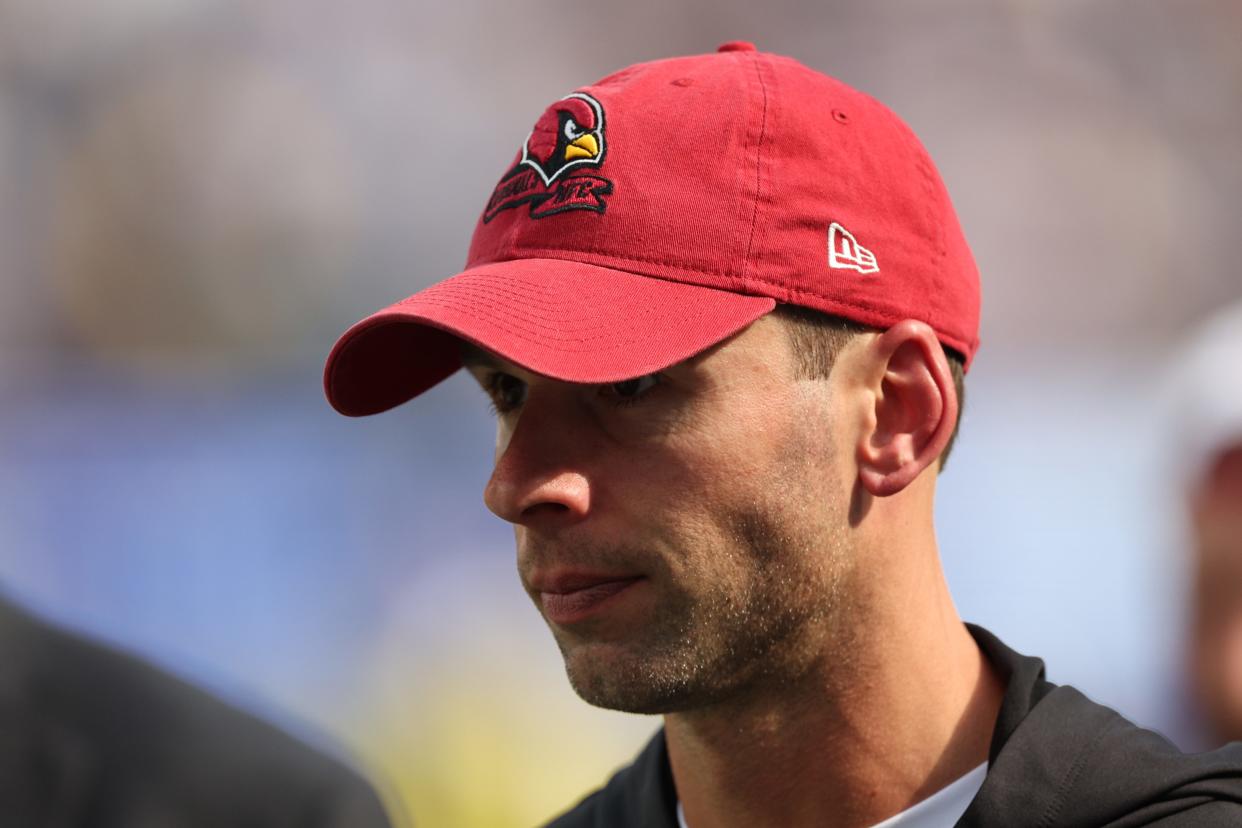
[532,572,644,625]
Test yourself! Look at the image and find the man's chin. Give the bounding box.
[559,641,715,715]
[565,672,687,715]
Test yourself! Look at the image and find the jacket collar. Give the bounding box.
[964,623,1056,764]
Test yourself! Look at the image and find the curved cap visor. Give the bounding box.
[324,258,776,416]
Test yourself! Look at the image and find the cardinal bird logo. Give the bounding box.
[484,92,612,222]
[522,92,606,184]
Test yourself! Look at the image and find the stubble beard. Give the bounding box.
[555,498,855,715]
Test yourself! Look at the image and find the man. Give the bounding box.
[1170,302,1242,749]
[0,590,393,827]
[324,43,1242,826]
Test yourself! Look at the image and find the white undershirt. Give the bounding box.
[676,762,987,828]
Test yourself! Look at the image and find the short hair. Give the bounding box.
[771,304,966,470]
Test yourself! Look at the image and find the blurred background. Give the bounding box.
[1,0,1240,825]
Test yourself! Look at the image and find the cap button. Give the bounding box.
[717,41,757,53]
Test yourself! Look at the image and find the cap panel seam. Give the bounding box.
[742,52,771,289]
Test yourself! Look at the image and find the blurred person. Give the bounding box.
[324,44,1242,826]
[1193,441,1242,742]
[0,589,393,827]
[1170,303,1242,747]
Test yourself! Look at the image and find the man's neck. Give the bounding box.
[664,558,1004,828]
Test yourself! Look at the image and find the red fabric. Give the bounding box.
[324,260,774,417]
[326,44,981,416]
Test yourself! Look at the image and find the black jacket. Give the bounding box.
[0,593,393,828]
[545,625,1242,827]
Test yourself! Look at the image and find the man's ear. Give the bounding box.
[856,320,958,498]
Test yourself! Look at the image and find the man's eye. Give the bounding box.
[601,374,660,406]
[487,373,527,413]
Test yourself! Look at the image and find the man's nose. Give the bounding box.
[482,403,591,528]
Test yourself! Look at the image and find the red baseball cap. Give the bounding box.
[325,41,980,417]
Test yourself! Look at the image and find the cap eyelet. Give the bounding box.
[832,109,850,125]
[671,78,695,87]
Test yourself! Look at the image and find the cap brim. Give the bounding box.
[324,258,776,416]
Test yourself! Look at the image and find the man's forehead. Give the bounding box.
[456,340,572,383]
[457,339,505,369]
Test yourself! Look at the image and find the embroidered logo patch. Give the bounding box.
[484,92,612,223]
[827,222,879,274]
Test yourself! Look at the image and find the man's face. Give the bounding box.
[464,316,860,714]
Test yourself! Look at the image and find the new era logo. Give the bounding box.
[827,222,879,274]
